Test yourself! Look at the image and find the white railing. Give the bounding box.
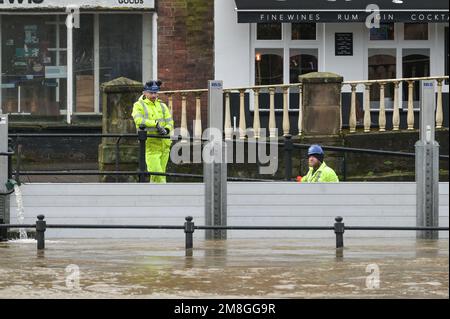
[160,76,448,138]
[343,76,448,133]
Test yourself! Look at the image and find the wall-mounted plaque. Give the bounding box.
[335,33,353,56]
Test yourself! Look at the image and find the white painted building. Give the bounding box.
[215,0,449,116]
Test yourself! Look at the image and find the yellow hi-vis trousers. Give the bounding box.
[145,137,171,183]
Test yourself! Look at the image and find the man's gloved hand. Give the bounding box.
[139,124,146,131]
[156,122,168,135]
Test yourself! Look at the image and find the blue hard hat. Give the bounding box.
[143,80,162,93]
[307,144,324,156]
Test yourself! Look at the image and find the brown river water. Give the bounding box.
[0,237,448,299]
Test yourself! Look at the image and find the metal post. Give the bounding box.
[334,216,345,249]
[36,215,46,250]
[15,138,21,184]
[0,219,4,242]
[115,137,122,183]
[138,129,147,183]
[204,80,227,240]
[184,216,195,256]
[343,152,347,182]
[7,138,13,180]
[0,115,9,241]
[416,80,439,240]
[284,135,293,181]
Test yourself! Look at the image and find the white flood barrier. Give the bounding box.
[9,182,449,239]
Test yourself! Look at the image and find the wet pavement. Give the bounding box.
[0,238,448,299]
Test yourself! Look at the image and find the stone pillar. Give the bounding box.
[299,72,343,136]
[98,77,143,182]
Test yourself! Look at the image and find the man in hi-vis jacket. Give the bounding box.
[132,80,174,183]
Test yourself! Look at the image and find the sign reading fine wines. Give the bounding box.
[0,0,155,9]
[238,12,449,23]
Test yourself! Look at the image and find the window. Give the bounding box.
[368,49,396,109]
[290,49,318,83]
[257,23,282,40]
[370,23,395,41]
[404,23,428,40]
[99,14,142,86]
[1,15,67,115]
[255,49,283,85]
[402,49,430,102]
[99,14,142,112]
[291,23,316,40]
[74,15,94,113]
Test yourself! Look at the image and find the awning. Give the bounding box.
[235,0,449,23]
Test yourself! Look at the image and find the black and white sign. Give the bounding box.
[235,0,449,23]
[335,33,353,56]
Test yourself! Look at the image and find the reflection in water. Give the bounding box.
[0,238,448,298]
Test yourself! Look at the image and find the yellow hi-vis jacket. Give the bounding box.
[302,161,339,183]
[132,96,174,135]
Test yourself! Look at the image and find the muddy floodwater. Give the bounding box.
[0,238,448,299]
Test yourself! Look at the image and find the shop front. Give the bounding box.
[215,0,448,124]
[0,0,156,123]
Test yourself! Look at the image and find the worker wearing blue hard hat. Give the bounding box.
[298,144,339,183]
[132,80,174,183]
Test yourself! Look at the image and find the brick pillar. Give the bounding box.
[157,0,214,134]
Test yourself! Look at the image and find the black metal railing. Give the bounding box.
[0,215,447,256]
[6,132,450,183]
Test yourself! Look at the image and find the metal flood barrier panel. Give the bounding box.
[6,182,449,239]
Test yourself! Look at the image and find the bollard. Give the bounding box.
[36,215,46,250]
[284,135,293,181]
[184,216,195,256]
[334,216,345,249]
[138,128,148,183]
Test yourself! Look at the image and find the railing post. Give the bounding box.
[284,135,293,181]
[194,93,202,142]
[349,84,357,133]
[253,89,261,139]
[393,81,400,131]
[8,138,13,181]
[436,79,443,129]
[138,128,147,183]
[269,87,276,138]
[298,84,303,136]
[36,215,46,250]
[239,89,247,139]
[363,83,371,133]
[407,81,415,130]
[224,91,232,140]
[334,216,345,249]
[184,216,195,256]
[15,138,21,184]
[115,137,121,183]
[167,94,174,114]
[181,93,188,139]
[379,83,386,132]
[0,220,4,242]
[282,86,290,136]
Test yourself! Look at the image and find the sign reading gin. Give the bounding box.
[0,0,155,9]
